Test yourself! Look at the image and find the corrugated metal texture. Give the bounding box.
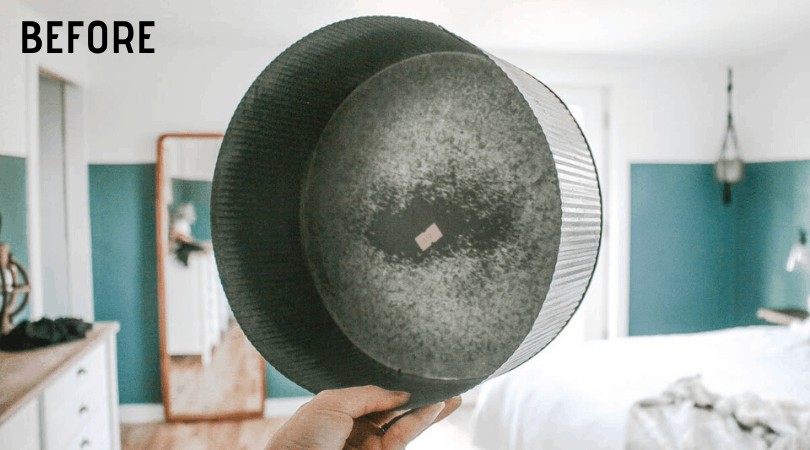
[488,56,602,378]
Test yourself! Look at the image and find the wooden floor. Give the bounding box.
[168,322,264,416]
[121,406,483,450]
[121,418,285,450]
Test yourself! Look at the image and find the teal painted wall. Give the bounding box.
[630,161,810,336]
[0,155,30,323]
[89,164,310,404]
[266,364,311,398]
[630,164,737,335]
[734,162,810,320]
[0,156,29,269]
[171,179,212,241]
[89,164,161,403]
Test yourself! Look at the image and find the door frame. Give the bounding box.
[25,62,94,321]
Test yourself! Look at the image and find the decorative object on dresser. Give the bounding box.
[0,322,120,450]
[756,308,809,325]
[156,133,266,422]
[0,213,31,336]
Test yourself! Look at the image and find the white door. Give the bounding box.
[38,74,72,317]
[34,72,94,320]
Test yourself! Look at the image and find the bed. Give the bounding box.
[470,325,810,449]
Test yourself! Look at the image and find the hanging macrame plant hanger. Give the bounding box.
[714,68,744,204]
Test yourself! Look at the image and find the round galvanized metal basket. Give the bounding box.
[211,16,601,406]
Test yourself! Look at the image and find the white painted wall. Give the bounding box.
[0,0,90,160]
[85,46,283,164]
[0,1,30,159]
[735,43,810,161]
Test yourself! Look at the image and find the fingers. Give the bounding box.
[345,416,387,449]
[432,396,462,424]
[309,385,411,419]
[382,402,445,450]
[364,408,405,428]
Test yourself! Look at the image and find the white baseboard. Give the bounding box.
[119,403,165,424]
[118,397,312,423]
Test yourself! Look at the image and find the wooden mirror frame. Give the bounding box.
[156,132,266,422]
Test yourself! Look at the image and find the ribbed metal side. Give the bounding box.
[487,56,602,378]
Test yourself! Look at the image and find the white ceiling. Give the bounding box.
[21,0,810,58]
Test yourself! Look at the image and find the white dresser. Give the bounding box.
[0,322,120,450]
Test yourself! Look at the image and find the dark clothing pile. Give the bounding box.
[0,317,92,351]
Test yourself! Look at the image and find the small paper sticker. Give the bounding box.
[415,223,443,251]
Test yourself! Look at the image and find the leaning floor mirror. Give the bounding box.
[156,133,266,421]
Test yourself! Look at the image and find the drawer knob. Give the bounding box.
[80,438,91,448]
[77,367,87,377]
[79,405,89,415]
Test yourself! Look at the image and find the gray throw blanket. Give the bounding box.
[626,376,810,450]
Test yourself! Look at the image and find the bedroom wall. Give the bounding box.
[734,43,810,162]
[0,1,91,157]
[630,164,736,335]
[630,160,810,335]
[0,155,30,323]
[89,164,162,403]
[629,42,810,335]
[733,43,810,314]
[0,156,30,271]
[0,2,27,161]
[734,161,810,316]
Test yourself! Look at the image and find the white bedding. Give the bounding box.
[471,326,810,450]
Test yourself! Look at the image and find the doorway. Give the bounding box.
[38,73,72,317]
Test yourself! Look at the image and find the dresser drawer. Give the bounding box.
[63,407,112,450]
[45,343,107,403]
[49,379,110,447]
[42,343,111,449]
[0,398,40,450]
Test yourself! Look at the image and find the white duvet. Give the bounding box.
[471,326,810,450]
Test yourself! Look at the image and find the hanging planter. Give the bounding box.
[714,68,744,204]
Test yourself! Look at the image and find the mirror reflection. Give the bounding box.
[158,134,265,420]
